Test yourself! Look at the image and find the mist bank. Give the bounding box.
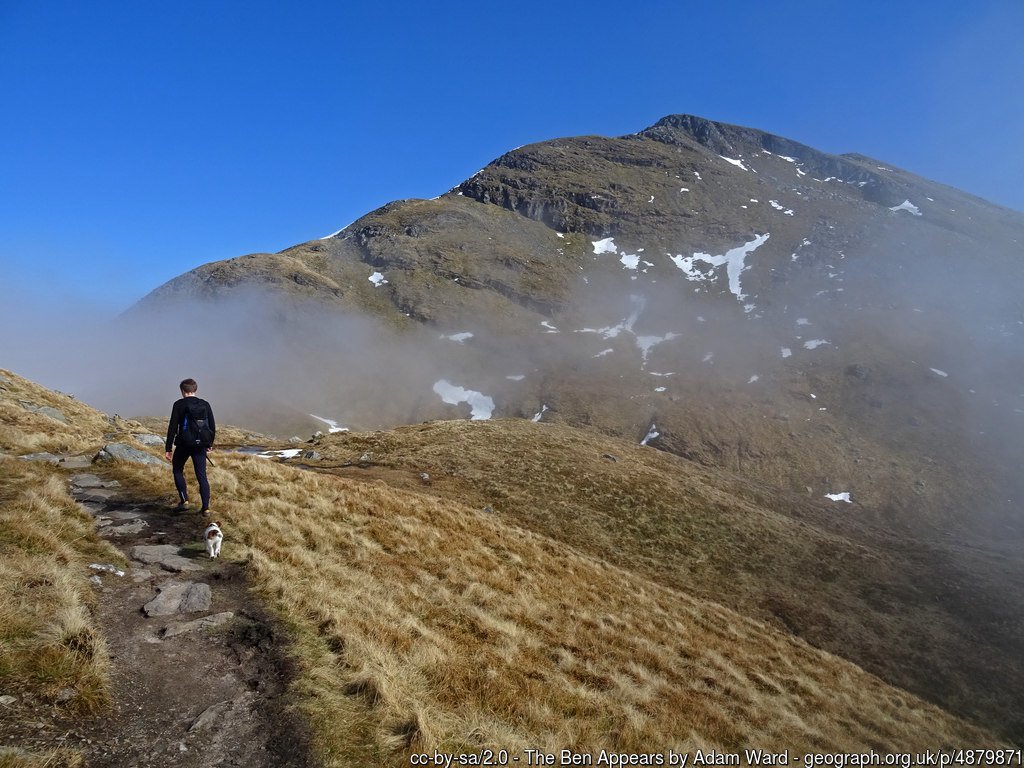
[3,261,1023,538]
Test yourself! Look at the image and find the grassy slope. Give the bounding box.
[307,419,1024,741]
[117,453,997,765]
[0,369,1007,765]
[0,370,127,766]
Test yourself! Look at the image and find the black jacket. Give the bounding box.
[165,397,216,452]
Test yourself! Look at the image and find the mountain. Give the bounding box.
[132,114,1024,537]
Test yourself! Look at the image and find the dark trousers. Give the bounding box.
[172,445,210,510]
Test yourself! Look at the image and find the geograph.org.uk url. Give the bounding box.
[802,753,1019,768]
[801,750,1022,767]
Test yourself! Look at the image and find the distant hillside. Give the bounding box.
[128,114,1024,543]
[299,418,1024,742]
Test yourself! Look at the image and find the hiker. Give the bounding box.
[164,378,216,514]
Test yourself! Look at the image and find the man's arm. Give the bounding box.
[207,403,216,446]
[165,400,182,455]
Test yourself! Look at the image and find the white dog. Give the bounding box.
[204,522,223,559]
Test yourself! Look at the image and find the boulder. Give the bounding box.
[159,554,202,573]
[18,452,62,464]
[132,433,165,448]
[179,582,212,612]
[102,520,149,537]
[143,581,212,616]
[70,473,120,489]
[131,545,182,563]
[37,406,68,424]
[94,442,164,466]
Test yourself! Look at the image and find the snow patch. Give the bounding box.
[719,155,750,171]
[803,339,830,350]
[442,332,474,344]
[532,404,549,423]
[825,492,852,503]
[930,368,949,377]
[780,347,792,358]
[640,424,660,446]
[577,297,643,339]
[433,380,494,420]
[748,375,760,384]
[592,237,618,254]
[635,332,680,363]
[541,321,559,333]
[506,375,525,381]
[310,414,348,433]
[261,448,302,459]
[593,349,614,358]
[669,233,770,301]
[369,272,388,287]
[890,200,922,216]
[654,386,667,393]
[620,252,640,270]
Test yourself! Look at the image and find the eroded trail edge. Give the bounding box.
[49,463,312,768]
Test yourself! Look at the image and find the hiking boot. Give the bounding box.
[173,501,190,512]
[199,507,211,517]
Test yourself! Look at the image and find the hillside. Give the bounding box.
[127,114,1024,541]
[0,369,1010,765]
[294,419,1024,741]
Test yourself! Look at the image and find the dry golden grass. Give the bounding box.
[307,419,1024,742]
[109,451,996,765]
[0,458,122,712]
[0,370,114,456]
[0,369,1006,765]
[0,747,84,768]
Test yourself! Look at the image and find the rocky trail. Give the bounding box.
[4,456,313,767]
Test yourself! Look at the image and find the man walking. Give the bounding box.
[164,378,216,514]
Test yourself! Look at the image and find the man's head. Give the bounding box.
[179,378,198,396]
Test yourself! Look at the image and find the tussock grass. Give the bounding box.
[0,370,113,456]
[0,369,1006,764]
[0,747,84,767]
[0,459,121,712]
[311,419,1024,741]
[116,450,995,765]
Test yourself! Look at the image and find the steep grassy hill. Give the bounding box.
[292,419,1024,742]
[1,369,1009,765]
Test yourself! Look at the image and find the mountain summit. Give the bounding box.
[132,114,1024,536]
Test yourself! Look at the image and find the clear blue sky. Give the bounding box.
[2,0,1021,310]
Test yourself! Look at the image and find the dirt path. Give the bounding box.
[10,462,315,767]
